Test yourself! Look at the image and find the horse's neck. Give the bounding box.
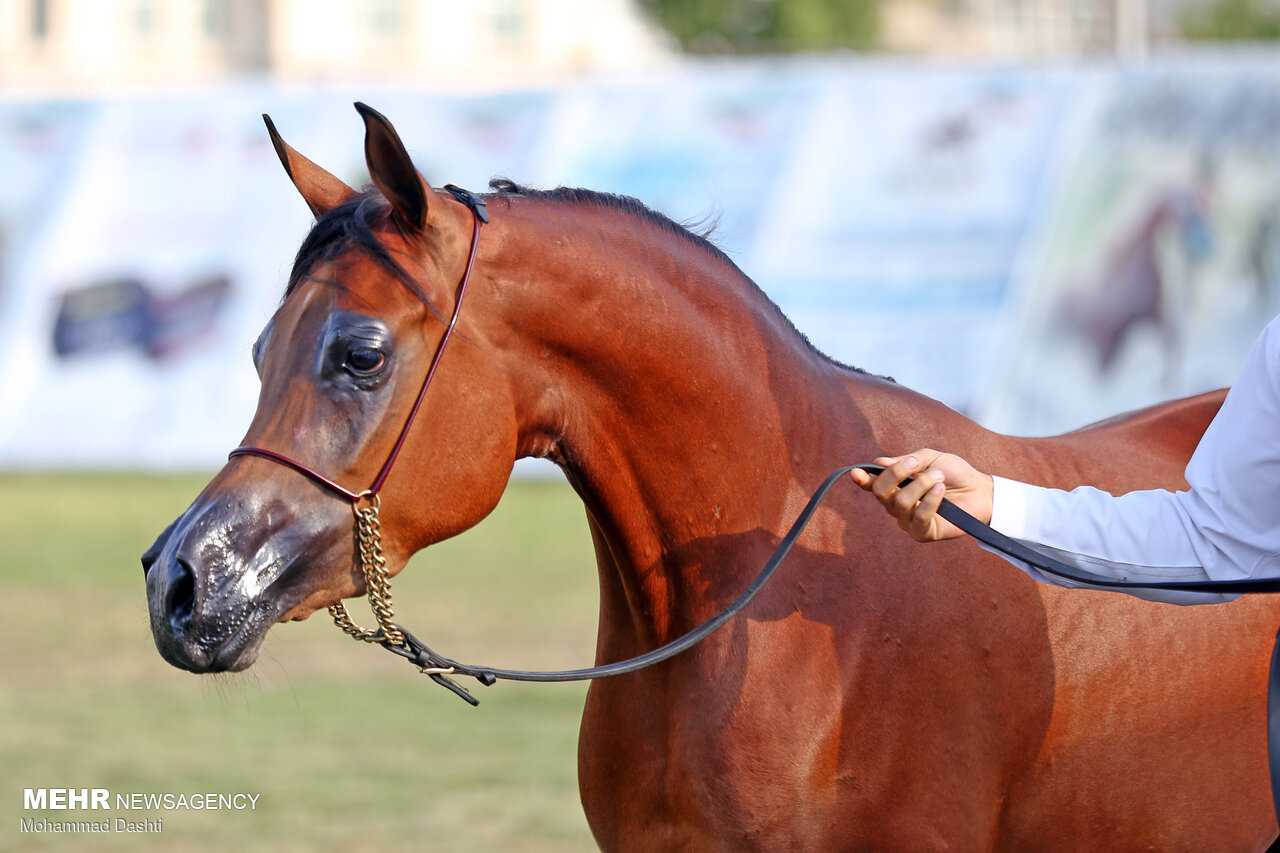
[488,202,870,646]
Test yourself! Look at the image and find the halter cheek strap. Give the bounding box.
[229,184,488,503]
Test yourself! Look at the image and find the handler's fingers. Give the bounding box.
[849,456,898,490]
[904,480,947,540]
[870,456,909,501]
[891,468,944,516]
[849,467,873,488]
[870,453,933,502]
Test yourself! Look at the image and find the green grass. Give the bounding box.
[0,473,600,852]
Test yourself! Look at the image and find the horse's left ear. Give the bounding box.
[355,102,433,234]
[264,114,357,218]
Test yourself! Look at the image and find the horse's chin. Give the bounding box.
[151,614,270,674]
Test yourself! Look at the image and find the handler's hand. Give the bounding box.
[848,450,994,542]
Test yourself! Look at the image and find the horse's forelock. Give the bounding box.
[283,190,440,322]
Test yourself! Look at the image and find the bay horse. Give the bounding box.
[142,104,1279,851]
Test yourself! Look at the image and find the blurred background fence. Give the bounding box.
[5,1,1280,473]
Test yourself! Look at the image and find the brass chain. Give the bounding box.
[328,494,406,649]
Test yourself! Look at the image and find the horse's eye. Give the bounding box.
[345,347,385,374]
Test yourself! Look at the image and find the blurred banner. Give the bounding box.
[976,55,1280,435]
[2,55,1278,470]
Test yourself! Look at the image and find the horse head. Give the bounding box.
[142,104,515,673]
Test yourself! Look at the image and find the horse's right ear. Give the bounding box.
[263,114,356,218]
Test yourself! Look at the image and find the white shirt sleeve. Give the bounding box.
[984,314,1280,605]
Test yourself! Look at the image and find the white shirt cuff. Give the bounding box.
[990,476,1035,540]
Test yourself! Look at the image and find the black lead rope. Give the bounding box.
[381,463,1280,836]
[376,464,861,703]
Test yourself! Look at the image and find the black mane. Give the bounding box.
[487,178,734,268]
[488,179,887,380]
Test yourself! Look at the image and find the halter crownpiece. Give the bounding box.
[442,183,489,224]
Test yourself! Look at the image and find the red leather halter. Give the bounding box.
[228,186,487,502]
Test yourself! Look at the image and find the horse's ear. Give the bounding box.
[354,102,431,234]
[263,114,356,218]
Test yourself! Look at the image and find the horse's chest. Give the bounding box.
[578,615,848,848]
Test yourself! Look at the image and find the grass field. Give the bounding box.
[1,473,601,852]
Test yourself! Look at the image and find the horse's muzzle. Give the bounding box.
[141,507,272,673]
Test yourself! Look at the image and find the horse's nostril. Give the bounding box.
[141,519,178,579]
[165,558,197,628]
[141,548,162,579]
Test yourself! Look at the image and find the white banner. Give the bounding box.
[1,56,1277,469]
[976,54,1280,434]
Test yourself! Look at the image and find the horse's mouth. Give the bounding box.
[152,616,265,674]
[147,584,280,674]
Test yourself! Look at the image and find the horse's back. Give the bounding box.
[1060,387,1228,484]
